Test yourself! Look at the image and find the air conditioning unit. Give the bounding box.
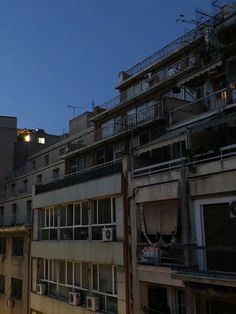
[7,298,15,308]
[229,201,236,218]
[86,296,100,312]
[36,283,46,295]
[102,227,114,241]
[69,292,81,306]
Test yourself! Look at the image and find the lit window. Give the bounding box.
[24,134,31,142]
[38,137,45,144]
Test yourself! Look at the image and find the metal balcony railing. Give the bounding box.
[0,210,32,228]
[35,159,122,194]
[125,13,222,77]
[99,50,222,111]
[137,242,186,266]
[95,102,164,141]
[137,242,236,274]
[133,142,236,178]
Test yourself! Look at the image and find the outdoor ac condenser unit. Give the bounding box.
[86,296,100,312]
[36,283,46,295]
[102,227,113,241]
[69,292,81,306]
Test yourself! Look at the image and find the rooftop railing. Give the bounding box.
[99,50,222,111]
[125,13,222,78]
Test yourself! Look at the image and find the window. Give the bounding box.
[40,259,117,312]
[0,207,4,225]
[31,160,36,170]
[36,174,42,184]
[59,202,89,241]
[12,237,24,256]
[11,278,22,300]
[26,200,32,224]
[41,207,58,240]
[44,155,49,166]
[96,146,113,165]
[11,184,16,195]
[59,147,65,156]
[38,137,45,144]
[92,198,116,240]
[0,238,6,255]
[0,275,5,294]
[11,204,17,225]
[52,168,60,180]
[23,179,28,193]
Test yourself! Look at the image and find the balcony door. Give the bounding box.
[203,203,236,272]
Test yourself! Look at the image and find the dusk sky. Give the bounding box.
[0,0,220,134]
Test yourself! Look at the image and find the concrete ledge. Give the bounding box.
[31,241,124,265]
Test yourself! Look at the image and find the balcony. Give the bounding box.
[0,210,32,230]
[35,159,122,194]
[98,50,222,113]
[137,243,185,267]
[122,13,222,79]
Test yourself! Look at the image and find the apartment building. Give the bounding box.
[0,120,62,314]
[0,3,235,314]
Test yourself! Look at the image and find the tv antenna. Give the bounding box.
[67,105,87,118]
[176,14,195,25]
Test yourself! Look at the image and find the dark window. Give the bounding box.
[12,237,24,256]
[11,278,22,300]
[0,275,5,294]
[52,168,60,179]
[96,149,105,165]
[26,200,32,224]
[98,199,111,224]
[59,147,65,156]
[0,207,4,225]
[23,179,28,193]
[11,204,17,225]
[11,184,15,195]
[0,238,6,254]
[36,174,42,184]
[140,131,151,146]
[31,160,36,170]
[44,155,49,166]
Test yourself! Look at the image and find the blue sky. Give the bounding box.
[0,0,222,134]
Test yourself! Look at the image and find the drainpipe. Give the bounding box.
[122,157,131,314]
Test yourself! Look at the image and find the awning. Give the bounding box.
[177,60,222,86]
[135,130,187,155]
[141,200,179,235]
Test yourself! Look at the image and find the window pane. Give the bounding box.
[67,262,73,285]
[60,206,66,226]
[98,199,111,224]
[74,204,81,225]
[112,198,116,223]
[67,204,73,226]
[99,265,112,294]
[74,263,80,287]
[82,263,89,289]
[0,275,5,294]
[82,202,89,225]
[11,278,22,300]
[92,265,98,290]
[44,260,48,280]
[60,261,65,284]
[92,202,97,224]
